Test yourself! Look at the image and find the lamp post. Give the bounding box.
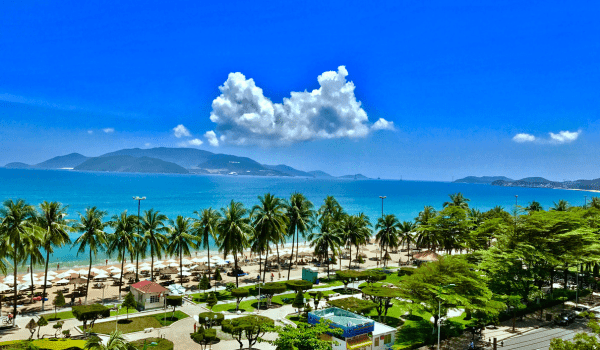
[257,280,263,313]
[379,196,386,218]
[133,196,146,282]
[115,305,121,331]
[438,284,455,350]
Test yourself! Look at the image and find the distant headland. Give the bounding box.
[454,175,600,191]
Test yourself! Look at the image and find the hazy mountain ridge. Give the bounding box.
[457,175,600,190]
[74,156,189,174]
[101,147,213,169]
[309,170,334,178]
[263,164,315,177]
[338,174,371,180]
[454,176,514,184]
[4,162,33,169]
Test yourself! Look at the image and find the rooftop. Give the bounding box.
[373,321,396,336]
[310,307,373,328]
[131,280,168,294]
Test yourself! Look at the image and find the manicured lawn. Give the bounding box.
[211,290,335,313]
[286,314,308,325]
[0,339,87,350]
[83,311,189,334]
[129,337,174,350]
[47,304,137,321]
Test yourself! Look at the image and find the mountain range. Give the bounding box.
[3,147,372,179]
[455,175,600,191]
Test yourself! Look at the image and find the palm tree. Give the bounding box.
[415,206,436,226]
[399,220,416,261]
[340,214,371,269]
[73,207,108,304]
[318,196,345,223]
[22,229,44,303]
[140,209,169,282]
[285,193,314,279]
[443,193,470,209]
[552,200,570,212]
[192,208,221,280]
[308,216,343,277]
[106,211,137,299]
[167,216,197,285]
[217,201,252,288]
[591,197,600,210]
[0,199,39,324]
[526,201,543,213]
[375,214,401,268]
[84,330,129,350]
[36,201,72,311]
[251,194,288,282]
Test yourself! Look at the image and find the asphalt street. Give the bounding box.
[498,318,591,350]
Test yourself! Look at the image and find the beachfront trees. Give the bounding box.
[340,213,371,269]
[251,194,288,281]
[259,319,342,350]
[375,214,401,267]
[217,200,252,288]
[73,304,110,337]
[107,211,137,299]
[140,209,168,282]
[399,220,415,261]
[22,229,44,303]
[37,201,72,311]
[309,216,343,276]
[443,192,470,209]
[192,208,221,278]
[526,201,543,213]
[73,207,108,305]
[285,192,315,280]
[1,199,40,324]
[552,199,570,211]
[167,216,197,285]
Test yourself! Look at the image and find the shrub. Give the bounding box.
[225,282,235,292]
[285,280,313,292]
[198,312,224,327]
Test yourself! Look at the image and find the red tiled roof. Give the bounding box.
[131,280,168,294]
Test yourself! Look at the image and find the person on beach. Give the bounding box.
[57,263,60,271]
[106,259,108,265]
[271,273,274,282]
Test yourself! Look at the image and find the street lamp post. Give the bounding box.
[133,196,146,282]
[438,284,455,350]
[379,196,386,218]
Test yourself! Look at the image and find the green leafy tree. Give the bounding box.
[285,193,315,280]
[206,292,218,310]
[552,200,570,212]
[72,304,110,337]
[308,291,324,310]
[259,319,342,350]
[165,296,183,319]
[285,280,313,292]
[198,312,224,328]
[73,207,108,304]
[167,216,197,285]
[231,288,249,311]
[261,282,287,308]
[22,229,44,303]
[140,209,168,282]
[52,321,63,338]
[199,274,211,296]
[53,290,66,320]
[363,286,404,323]
[213,267,222,293]
[399,220,416,260]
[292,290,305,312]
[443,193,470,209]
[222,315,274,350]
[84,330,129,350]
[36,201,72,311]
[106,211,137,299]
[217,200,252,288]
[192,208,221,279]
[36,316,48,339]
[121,292,137,319]
[550,319,600,349]
[503,294,526,332]
[362,270,386,286]
[335,270,363,292]
[526,201,543,213]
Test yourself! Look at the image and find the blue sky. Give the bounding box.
[1,1,599,180]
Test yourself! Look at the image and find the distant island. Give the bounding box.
[3,147,374,179]
[455,175,600,191]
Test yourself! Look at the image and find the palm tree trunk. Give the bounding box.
[42,249,50,311]
[349,245,352,270]
[85,250,92,304]
[234,254,239,288]
[207,244,211,280]
[258,253,262,282]
[276,243,280,279]
[287,227,295,280]
[180,245,183,286]
[296,231,300,265]
[12,253,17,326]
[262,248,269,283]
[326,250,330,277]
[30,257,34,303]
[150,237,154,282]
[119,249,125,299]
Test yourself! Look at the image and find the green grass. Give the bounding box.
[0,339,87,350]
[129,337,174,350]
[211,290,335,313]
[286,314,308,325]
[83,311,189,334]
[46,304,138,321]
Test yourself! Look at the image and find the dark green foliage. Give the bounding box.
[285,280,313,292]
[129,337,174,350]
[166,296,183,319]
[36,316,48,339]
[199,274,211,292]
[214,268,223,282]
[292,290,305,309]
[191,328,217,349]
[222,315,274,350]
[231,288,249,311]
[398,267,415,276]
[362,286,404,323]
[259,319,342,350]
[25,319,37,340]
[335,270,364,291]
[71,304,110,337]
[327,297,376,315]
[261,282,287,307]
[198,312,224,328]
[52,290,66,320]
[122,292,137,319]
[206,292,218,310]
[52,321,64,338]
[225,282,235,292]
[308,291,324,309]
[357,255,365,264]
[362,270,387,286]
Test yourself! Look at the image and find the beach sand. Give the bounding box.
[0,242,413,316]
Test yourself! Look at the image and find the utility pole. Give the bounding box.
[379,196,386,218]
[133,196,146,282]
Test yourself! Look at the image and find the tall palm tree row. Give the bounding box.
[340,213,371,269]
[192,208,220,279]
[106,211,137,299]
[167,216,197,285]
[140,209,168,281]
[375,214,401,267]
[309,215,343,277]
[217,200,252,288]
[251,193,288,282]
[285,193,315,280]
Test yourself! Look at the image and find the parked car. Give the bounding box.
[555,312,576,326]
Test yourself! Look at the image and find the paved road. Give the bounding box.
[500,318,591,350]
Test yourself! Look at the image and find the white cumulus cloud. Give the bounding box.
[372,118,395,131]
[188,138,203,146]
[102,128,114,133]
[549,130,580,144]
[173,124,191,138]
[204,131,219,147]
[512,133,536,143]
[208,66,388,146]
[87,130,93,134]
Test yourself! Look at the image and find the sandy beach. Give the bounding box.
[0,242,413,316]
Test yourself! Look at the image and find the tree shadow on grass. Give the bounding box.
[47,318,61,322]
[117,319,133,324]
[250,301,282,310]
[395,318,434,347]
[333,288,361,295]
[402,314,425,322]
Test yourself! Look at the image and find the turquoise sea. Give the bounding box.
[0,168,592,269]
